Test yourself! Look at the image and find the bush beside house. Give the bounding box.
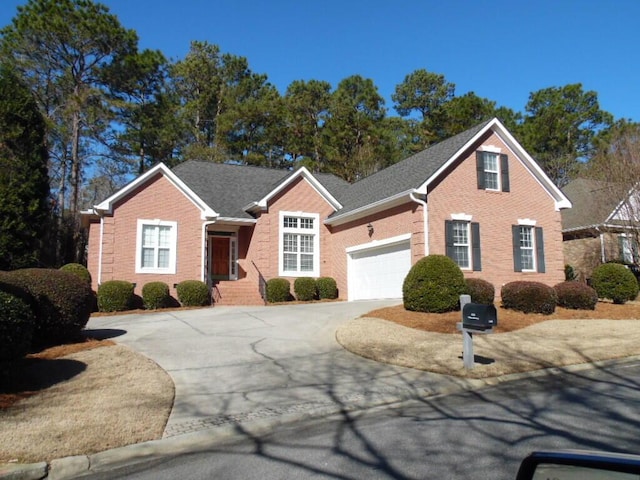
[501,281,557,315]
[176,280,210,306]
[403,255,466,313]
[591,263,639,304]
[98,280,135,313]
[554,281,598,310]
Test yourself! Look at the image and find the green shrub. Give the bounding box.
[0,287,35,361]
[591,263,639,304]
[266,278,291,303]
[59,263,92,285]
[142,282,170,310]
[402,255,466,313]
[501,281,557,315]
[98,280,135,313]
[554,281,598,310]
[465,278,495,305]
[294,277,317,301]
[2,269,93,347]
[564,264,577,281]
[176,280,210,307]
[316,277,338,300]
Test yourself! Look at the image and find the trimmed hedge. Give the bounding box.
[59,263,92,286]
[0,287,35,361]
[176,280,210,307]
[266,278,290,303]
[591,263,639,304]
[317,277,338,300]
[2,269,93,346]
[465,278,495,305]
[554,281,598,310]
[98,280,135,313]
[403,255,466,313]
[501,281,557,315]
[294,277,317,301]
[142,282,170,310]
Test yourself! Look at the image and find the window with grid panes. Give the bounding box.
[280,213,319,276]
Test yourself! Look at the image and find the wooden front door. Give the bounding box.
[212,237,230,278]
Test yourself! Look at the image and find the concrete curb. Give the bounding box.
[3,354,640,480]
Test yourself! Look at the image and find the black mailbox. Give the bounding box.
[462,303,497,330]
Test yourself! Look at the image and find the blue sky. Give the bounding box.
[2,0,639,122]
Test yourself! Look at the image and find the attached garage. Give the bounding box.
[347,234,412,301]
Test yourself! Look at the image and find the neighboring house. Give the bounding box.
[562,178,640,281]
[82,118,571,305]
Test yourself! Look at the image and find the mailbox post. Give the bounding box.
[457,295,497,370]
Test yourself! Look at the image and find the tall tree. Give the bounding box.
[103,48,182,176]
[392,69,455,120]
[283,79,332,171]
[324,75,388,181]
[0,65,51,269]
[520,83,613,187]
[0,0,137,263]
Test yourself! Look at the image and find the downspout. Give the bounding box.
[98,214,104,286]
[595,226,606,263]
[409,191,429,256]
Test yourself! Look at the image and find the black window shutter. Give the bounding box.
[512,225,522,272]
[476,151,485,190]
[445,220,455,259]
[535,227,545,273]
[471,222,481,271]
[500,154,510,192]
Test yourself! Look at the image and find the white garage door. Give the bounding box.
[348,239,411,301]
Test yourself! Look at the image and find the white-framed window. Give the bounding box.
[476,150,510,192]
[279,211,320,277]
[135,219,177,274]
[619,234,639,264]
[483,152,500,190]
[452,221,471,269]
[518,226,536,272]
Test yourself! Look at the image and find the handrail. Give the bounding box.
[251,260,267,301]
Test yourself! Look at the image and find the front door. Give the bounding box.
[212,237,230,279]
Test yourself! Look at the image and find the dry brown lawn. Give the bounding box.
[0,340,174,463]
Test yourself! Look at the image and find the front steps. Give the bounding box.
[212,279,265,306]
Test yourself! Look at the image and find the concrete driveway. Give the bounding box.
[87,301,464,437]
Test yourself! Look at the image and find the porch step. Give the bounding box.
[212,280,265,306]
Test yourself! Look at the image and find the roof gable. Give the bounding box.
[245,166,343,212]
[326,118,571,225]
[92,163,217,220]
[562,178,635,232]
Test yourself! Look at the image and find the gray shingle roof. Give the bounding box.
[172,161,291,219]
[329,119,492,217]
[171,119,493,220]
[172,161,351,219]
[561,178,624,231]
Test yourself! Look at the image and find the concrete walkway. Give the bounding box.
[85,300,469,438]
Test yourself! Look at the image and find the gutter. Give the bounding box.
[325,190,415,226]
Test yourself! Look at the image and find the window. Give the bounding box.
[445,220,481,271]
[279,212,320,276]
[512,225,545,273]
[476,151,510,192]
[519,226,535,271]
[619,235,638,264]
[136,220,177,274]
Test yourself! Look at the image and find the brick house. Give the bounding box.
[82,118,571,304]
[562,178,639,282]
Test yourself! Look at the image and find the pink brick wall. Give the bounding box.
[87,173,204,299]
[428,132,565,291]
[246,176,337,284]
[330,203,423,299]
